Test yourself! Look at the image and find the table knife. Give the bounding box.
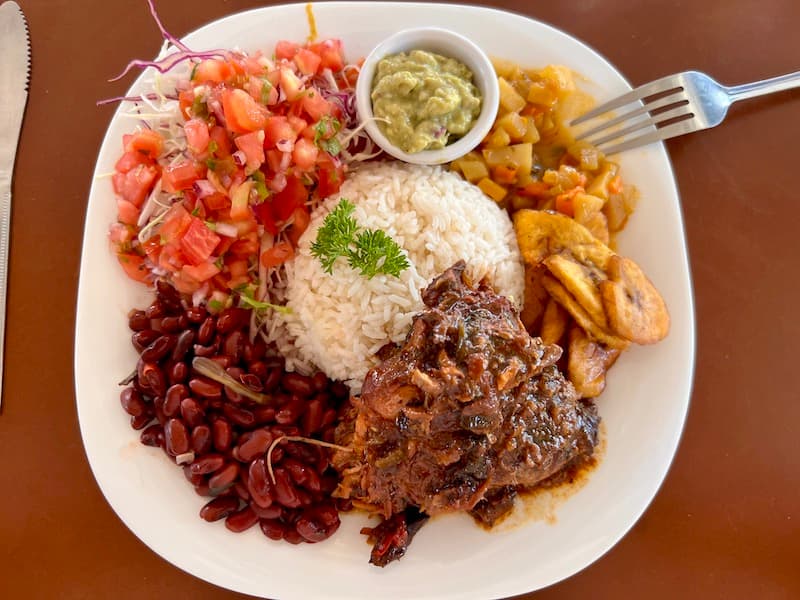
[0,1,31,411]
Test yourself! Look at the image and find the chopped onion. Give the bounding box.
[175,451,195,465]
[232,150,247,167]
[215,222,239,238]
[193,179,216,198]
[276,139,294,153]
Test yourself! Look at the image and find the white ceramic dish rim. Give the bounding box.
[75,3,696,599]
[354,26,500,164]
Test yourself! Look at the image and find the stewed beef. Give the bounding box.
[333,261,599,539]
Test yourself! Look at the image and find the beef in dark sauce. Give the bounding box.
[333,261,599,564]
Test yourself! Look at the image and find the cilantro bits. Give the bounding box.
[310,199,410,279]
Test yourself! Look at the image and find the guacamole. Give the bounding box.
[371,50,482,153]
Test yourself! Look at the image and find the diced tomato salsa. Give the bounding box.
[108,37,354,299]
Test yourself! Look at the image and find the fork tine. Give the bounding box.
[574,91,688,142]
[570,74,684,126]
[599,118,699,155]
[589,104,693,147]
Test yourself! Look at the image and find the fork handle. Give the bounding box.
[728,71,800,102]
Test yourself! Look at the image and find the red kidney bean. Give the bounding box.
[283,526,304,545]
[311,372,329,392]
[210,355,231,370]
[216,307,249,334]
[189,377,222,400]
[276,396,306,425]
[252,503,282,520]
[120,387,146,417]
[282,458,311,487]
[264,355,286,370]
[128,309,150,331]
[194,483,212,497]
[273,468,301,508]
[190,454,225,475]
[234,429,273,463]
[160,315,188,333]
[180,397,205,428]
[192,343,217,358]
[253,406,276,426]
[247,336,267,362]
[321,408,338,430]
[330,381,349,401]
[131,329,160,353]
[164,419,189,456]
[225,366,245,381]
[185,305,207,323]
[200,496,240,522]
[144,368,166,398]
[223,404,255,428]
[131,414,151,430]
[197,316,216,345]
[156,279,183,313]
[141,335,175,363]
[212,418,233,452]
[182,465,204,486]
[335,498,352,512]
[247,457,274,508]
[145,300,166,320]
[281,373,314,398]
[171,330,195,361]
[222,330,244,362]
[234,482,251,502]
[296,511,333,543]
[262,368,282,393]
[164,384,187,418]
[225,506,259,533]
[239,373,263,393]
[153,396,167,426]
[168,361,189,384]
[301,398,325,436]
[248,360,268,382]
[208,462,239,493]
[259,518,286,541]
[191,425,212,455]
[140,424,164,447]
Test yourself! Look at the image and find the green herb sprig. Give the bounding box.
[310,199,409,279]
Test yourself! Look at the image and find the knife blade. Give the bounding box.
[0,0,30,411]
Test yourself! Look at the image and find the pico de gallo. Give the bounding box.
[108,36,366,307]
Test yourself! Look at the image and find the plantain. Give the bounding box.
[542,274,629,349]
[539,296,570,346]
[566,326,622,398]
[599,255,670,345]
[543,252,607,329]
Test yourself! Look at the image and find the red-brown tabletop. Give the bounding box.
[2,1,798,598]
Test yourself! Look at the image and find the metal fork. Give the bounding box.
[571,70,800,154]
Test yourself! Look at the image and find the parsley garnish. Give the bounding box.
[310,199,409,279]
[260,79,273,105]
[208,139,219,154]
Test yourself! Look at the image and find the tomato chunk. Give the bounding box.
[184,118,210,154]
[222,89,269,133]
[162,160,203,194]
[125,129,164,159]
[112,164,159,208]
[272,174,308,221]
[180,217,221,265]
[261,241,294,269]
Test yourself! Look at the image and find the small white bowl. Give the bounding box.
[355,27,500,165]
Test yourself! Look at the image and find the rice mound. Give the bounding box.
[268,161,524,390]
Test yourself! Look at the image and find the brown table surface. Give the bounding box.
[2,0,799,598]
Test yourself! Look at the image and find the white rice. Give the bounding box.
[266,161,524,391]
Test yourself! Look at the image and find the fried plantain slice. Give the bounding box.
[599,255,670,345]
[542,274,629,350]
[544,253,608,329]
[567,326,622,398]
[540,297,570,345]
[520,264,550,334]
[513,209,613,269]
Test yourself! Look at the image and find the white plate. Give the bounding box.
[75,3,695,599]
